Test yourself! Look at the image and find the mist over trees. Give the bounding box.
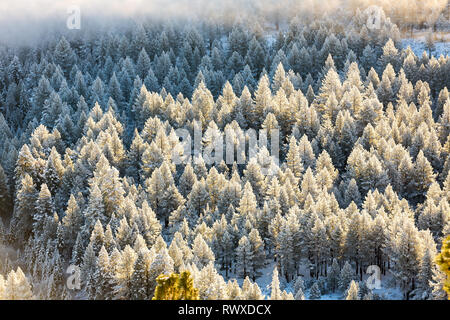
[0,4,449,300]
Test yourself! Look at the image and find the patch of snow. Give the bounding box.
[401,38,450,58]
[256,260,277,298]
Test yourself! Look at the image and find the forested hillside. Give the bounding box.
[0,6,449,300]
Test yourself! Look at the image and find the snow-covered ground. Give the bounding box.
[401,38,450,58]
[303,271,404,300]
[220,258,404,300]
[218,260,277,298]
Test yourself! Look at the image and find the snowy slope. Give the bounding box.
[401,38,450,58]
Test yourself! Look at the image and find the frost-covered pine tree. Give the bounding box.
[53,37,75,77]
[248,228,265,279]
[146,161,184,227]
[388,215,423,299]
[3,267,34,300]
[114,245,138,299]
[81,242,98,299]
[34,183,53,234]
[270,267,282,300]
[327,258,341,292]
[129,248,154,300]
[11,174,36,242]
[192,234,215,269]
[436,235,450,298]
[309,281,321,300]
[236,235,253,279]
[94,246,116,300]
[293,275,306,300]
[345,280,360,300]
[339,261,355,292]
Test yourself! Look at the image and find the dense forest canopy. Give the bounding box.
[0,2,449,300]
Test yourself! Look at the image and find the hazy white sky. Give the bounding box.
[0,0,246,18]
[0,0,447,19]
[0,0,226,45]
[0,0,350,21]
[0,0,447,45]
[0,0,315,45]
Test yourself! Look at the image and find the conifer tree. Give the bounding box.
[0,165,12,219]
[345,280,360,300]
[34,183,53,234]
[81,243,97,298]
[389,215,423,299]
[236,235,252,279]
[436,236,450,298]
[192,234,215,269]
[11,174,36,242]
[3,268,34,300]
[153,271,199,300]
[146,161,184,226]
[129,248,154,300]
[115,245,138,299]
[327,258,341,292]
[248,228,265,279]
[54,37,75,77]
[339,261,355,292]
[309,282,321,300]
[94,246,116,300]
[270,267,282,300]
